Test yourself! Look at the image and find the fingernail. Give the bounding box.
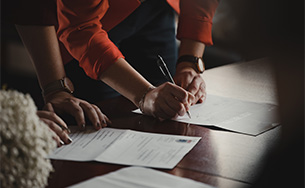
[96,122,101,128]
[102,120,107,127]
[60,140,65,146]
[81,124,86,130]
[67,137,73,144]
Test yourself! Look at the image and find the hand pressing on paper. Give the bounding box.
[44,91,111,131]
[37,109,72,147]
[141,82,194,119]
[174,66,206,105]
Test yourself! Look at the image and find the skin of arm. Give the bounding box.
[174,0,219,104]
[36,107,71,147]
[15,25,65,87]
[174,39,207,104]
[56,0,194,120]
[100,58,194,119]
[15,25,110,132]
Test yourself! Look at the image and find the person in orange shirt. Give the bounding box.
[56,0,219,119]
[3,0,109,146]
[4,0,218,133]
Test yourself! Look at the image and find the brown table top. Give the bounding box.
[47,58,280,188]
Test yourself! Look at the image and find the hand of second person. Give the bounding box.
[37,110,72,147]
[174,67,206,105]
[142,82,195,119]
[44,91,111,130]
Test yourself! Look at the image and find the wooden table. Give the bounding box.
[47,58,280,188]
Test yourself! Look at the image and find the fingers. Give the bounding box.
[188,78,206,104]
[187,75,203,95]
[147,83,193,119]
[174,69,206,104]
[174,69,194,90]
[60,98,110,130]
[195,82,207,104]
[178,75,206,104]
[79,102,110,130]
[79,102,100,130]
[63,99,86,130]
[38,115,72,147]
[44,92,110,130]
[153,96,180,119]
[167,83,194,106]
[37,110,68,131]
[92,105,111,127]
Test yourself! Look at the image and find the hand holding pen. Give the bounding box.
[156,55,192,119]
[137,55,195,120]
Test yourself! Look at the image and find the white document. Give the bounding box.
[68,166,215,188]
[49,128,201,169]
[134,94,280,135]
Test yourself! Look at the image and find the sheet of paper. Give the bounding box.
[134,94,280,135]
[68,166,215,188]
[49,128,201,169]
[49,128,125,161]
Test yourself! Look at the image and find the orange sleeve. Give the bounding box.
[56,0,124,80]
[176,0,219,46]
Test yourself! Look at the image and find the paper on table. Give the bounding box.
[68,166,215,188]
[49,128,201,169]
[133,94,280,136]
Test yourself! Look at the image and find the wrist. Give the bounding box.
[176,55,205,74]
[42,77,74,101]
[138,86,155,114]
[43,90,73,103]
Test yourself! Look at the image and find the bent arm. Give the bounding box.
[57,0,153,106]
[99,58,153,107]
[16,25,109,129]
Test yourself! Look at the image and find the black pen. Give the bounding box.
[156,55,192,119]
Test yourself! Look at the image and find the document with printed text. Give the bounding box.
[134,94,280,135]
[49,128,201,169]
[68,166,215,188]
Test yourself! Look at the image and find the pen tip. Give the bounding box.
[187,111,192,119]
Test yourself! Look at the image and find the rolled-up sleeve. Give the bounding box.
[177,0,219,46]
[57,0,124,79]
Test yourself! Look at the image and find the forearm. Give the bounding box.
[16,25,110,129]
[179,38,205,57]
[177,39,205,71]
[15,25,65,88]
[99,58,153,107]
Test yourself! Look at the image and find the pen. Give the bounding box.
[156,55,192,119]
